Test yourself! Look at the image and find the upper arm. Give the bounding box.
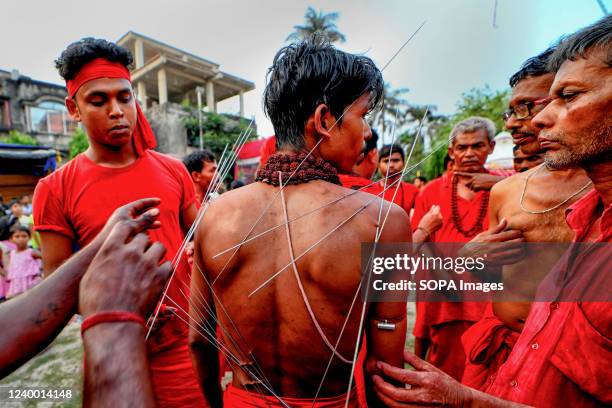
[181,203,199,235]
[39,231,73,276]
[365,204,410,370]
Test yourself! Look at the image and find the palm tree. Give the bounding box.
[370,83,411,141]
[287,7,346,44]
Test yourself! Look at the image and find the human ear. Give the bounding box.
[65,97,81,122]
[313,104,335,140]
[488,140,496,154]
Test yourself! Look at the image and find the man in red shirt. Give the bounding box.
[339,129,379,190]
[32,38,205,407]
[369,144,420,216]
[370,14,612,407]
[183,149,218,204]
[410,116,497,380]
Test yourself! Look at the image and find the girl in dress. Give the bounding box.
[6,225,41,298]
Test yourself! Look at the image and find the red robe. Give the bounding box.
[33,152,206,407]
[461,304,519,390]
[487,189,612,407]
[339,173,374,191]
[410,172,489,380]
[368,179,419,216]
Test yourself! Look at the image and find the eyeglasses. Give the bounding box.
[502,98,551,121]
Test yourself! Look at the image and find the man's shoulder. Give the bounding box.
[418,176,445,199]
[37,154,84,190]
[490,167,534,197]
[145,150,186,170]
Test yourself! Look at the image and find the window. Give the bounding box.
[28,101,77,135]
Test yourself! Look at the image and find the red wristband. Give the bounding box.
[81,311,145,336]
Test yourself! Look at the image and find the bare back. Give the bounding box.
[192,180,410,398]
[489,164,592,330]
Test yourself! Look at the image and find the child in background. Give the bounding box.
[6,225,41,298]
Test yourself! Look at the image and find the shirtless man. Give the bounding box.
[460,47,592,389]
[190,38,410,407]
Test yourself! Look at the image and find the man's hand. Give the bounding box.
[418,205,443,236]
[372,350,469,407]
[79,214,172,318]
[93,198,162,248]
[459,219,526,267]
[455,172,505,192]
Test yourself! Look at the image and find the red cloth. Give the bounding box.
[259,135,277,168]
[33,151,204,407]
[368,180,418,216]
[223,384,358,407]
[65,58,156,156]
[461,304,520,390]
[410,172,489,378]
[339,174,374,191]
[487,189,612,407]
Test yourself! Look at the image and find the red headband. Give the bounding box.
[66,58,156,156]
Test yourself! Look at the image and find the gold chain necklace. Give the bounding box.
[519,164,592,214]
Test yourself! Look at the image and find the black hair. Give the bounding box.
[378,144,405,162]
[55,37,133,81]
[9,224,30,238]
[414,176,427,183]
[548,15,612,71]
[509,46,556,87]
[183,149,216,174]
[263,36,384,150]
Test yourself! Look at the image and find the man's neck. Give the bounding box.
[584,161,612,207]
[85,141,137,168]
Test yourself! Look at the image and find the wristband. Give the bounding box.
[81,311,145,336]
[416,226,431,240]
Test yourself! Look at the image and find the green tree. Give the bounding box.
[287,7,346,44]
[68,128,89,159]
[0,130,38,146]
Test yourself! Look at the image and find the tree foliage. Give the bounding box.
[182,111,255,159]
[68,128,89,159]
[287,7,346,43]
[0,130,38,146]
[398,85,510,181]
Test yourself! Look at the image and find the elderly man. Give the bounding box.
[372,15,612,407]
[410,116,497,380]
[460,47,591,391]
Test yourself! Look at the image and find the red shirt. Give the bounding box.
[33,151,196,313]
[410,173,489,335]
[411,172,490,244]
[487,189,612,407]
[339,173,374,191]
[368,179,419,216]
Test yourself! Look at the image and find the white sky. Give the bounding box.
[1,0,608,137]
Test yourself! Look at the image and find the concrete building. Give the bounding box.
[117,31,254,115]
[0,68,75,152]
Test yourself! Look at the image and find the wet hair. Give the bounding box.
[378,144,405,162]
[263,36,384,150]
[548,15,612,71]
[183,149,216,174]
[509,46,556,87]
[9,224,31,238]
[449,117,496,145]
[55,37,133,81]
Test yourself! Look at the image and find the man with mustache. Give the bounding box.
[460,47,591,391]
[372,14,612,407]
[512,145,543,173]
[410,117,495,380]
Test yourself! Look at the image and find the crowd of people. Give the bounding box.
[0,13,609,408]
[0,195,42,301]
